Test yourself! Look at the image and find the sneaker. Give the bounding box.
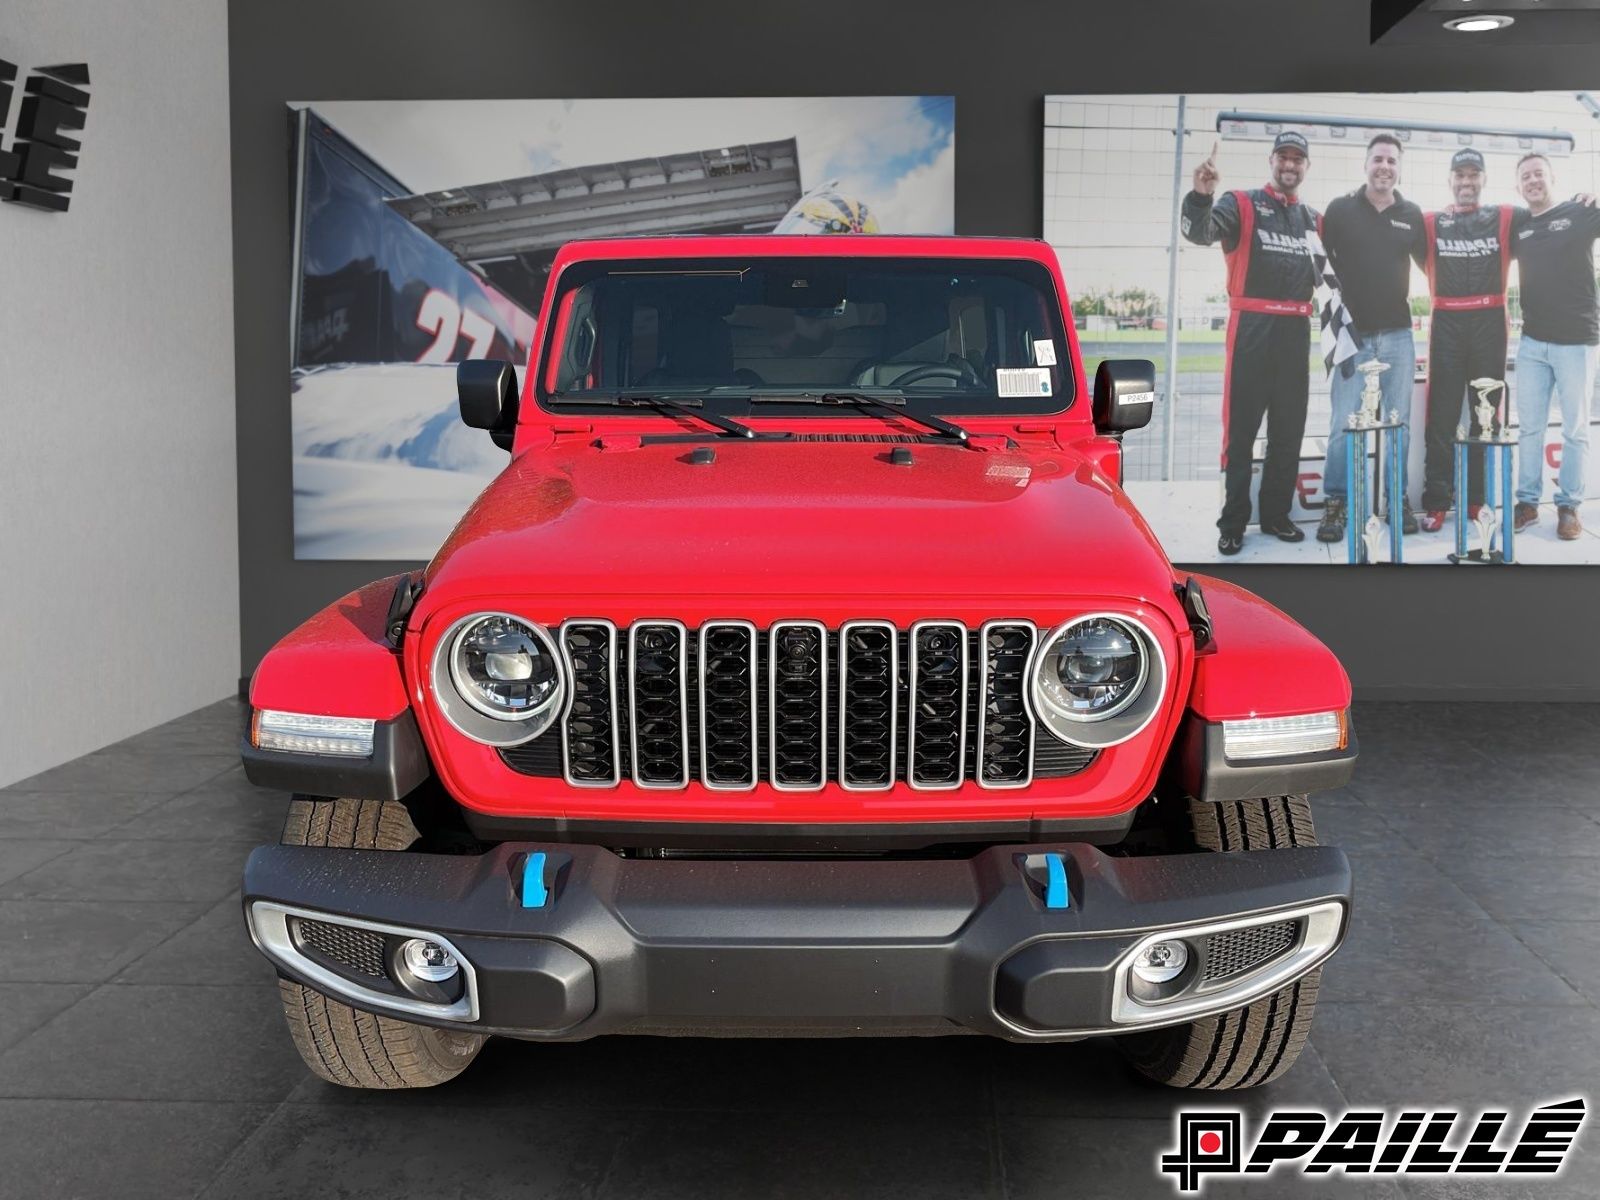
[1260,517,1306,543]
[1317,499,1346,543]
[1380,500,1419,535]
[1218,532,1244,556]
[1514,502,1540,532]
[1558,506,1582,540]
[1419,509,1447,533]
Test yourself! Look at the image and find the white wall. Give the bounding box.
[0,0,237,786]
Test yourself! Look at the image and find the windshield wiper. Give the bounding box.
[548,392,756,440]
[750,392,970,444]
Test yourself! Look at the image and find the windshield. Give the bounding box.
[540,256,1073,416]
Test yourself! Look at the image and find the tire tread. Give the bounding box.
[274,797,483,1089]
[1120,794,1323,1091]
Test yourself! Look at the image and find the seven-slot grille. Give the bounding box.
[500,620,1099,789]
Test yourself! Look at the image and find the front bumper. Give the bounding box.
[242,841,1351,1042]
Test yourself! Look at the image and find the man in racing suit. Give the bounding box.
[1417,149,1515,531]
[1182,131,1319,556]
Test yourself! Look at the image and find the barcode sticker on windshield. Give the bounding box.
[997,367,1052,398]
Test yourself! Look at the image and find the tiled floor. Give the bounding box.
[0,700,1595,1199]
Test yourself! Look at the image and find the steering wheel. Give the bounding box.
[891,358,983,389]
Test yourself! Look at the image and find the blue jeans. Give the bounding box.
[1515,336,1596,509]
[1322,328,1416,503]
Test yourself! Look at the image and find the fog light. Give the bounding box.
[400,938,460,983]
[1131,940,1189,985]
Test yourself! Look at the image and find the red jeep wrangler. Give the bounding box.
[242,235,1354,1091]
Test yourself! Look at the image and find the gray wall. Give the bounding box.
[1,0,237,787]
[229,0,1600,700]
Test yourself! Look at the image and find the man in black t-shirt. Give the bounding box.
[1511,152,1600,541]
[1316,134,1425,543]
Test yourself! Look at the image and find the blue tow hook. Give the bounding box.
[1044,852,1070,910]
[521,851,549,908]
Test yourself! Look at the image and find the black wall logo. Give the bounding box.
[0,57,90,212]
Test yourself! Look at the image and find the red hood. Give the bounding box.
[422,438,1179,607]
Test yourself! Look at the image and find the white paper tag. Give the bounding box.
[1032,339,1058,367]
[1120,389,1156,407]
[996,367,1053,398]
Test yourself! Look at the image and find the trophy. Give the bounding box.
[1357,360,1389,427]
[1448,378,1516,565]
[1342,361,1406,565]
[1470,376,1506,442]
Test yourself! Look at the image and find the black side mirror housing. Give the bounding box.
[1093,359,1156,434]
[458,359,520,451]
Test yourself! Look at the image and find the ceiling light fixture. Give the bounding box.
[1443,14,1515,31]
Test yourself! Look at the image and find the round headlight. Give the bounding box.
[449,615,560,721]
[1036,616,1146,722]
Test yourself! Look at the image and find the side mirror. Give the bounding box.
[458,359,519,450]
[1093,359,1156,434]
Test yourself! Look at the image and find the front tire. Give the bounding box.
[275,797,486,1089]
[1117,795,1323,1090]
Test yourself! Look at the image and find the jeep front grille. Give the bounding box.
[501,620,1098,790]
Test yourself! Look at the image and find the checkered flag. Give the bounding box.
[1307,228,1359,380]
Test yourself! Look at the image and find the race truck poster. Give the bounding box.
[288,97,956,559]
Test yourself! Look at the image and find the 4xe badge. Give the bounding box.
[1160,1098,1586,1192]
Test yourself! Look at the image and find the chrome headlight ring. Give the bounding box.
[1031,613,1166,750]
[431,613,565,747]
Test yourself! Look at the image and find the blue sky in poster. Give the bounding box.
[296,96,955,234]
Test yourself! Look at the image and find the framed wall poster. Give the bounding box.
[289,97,956,559]
[1045,92,1600,565]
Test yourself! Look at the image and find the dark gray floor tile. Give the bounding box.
[0,838,253,902]
[0,982,91,1053]
[0,982,303,1101]
[1001,1116,1406,1199]
[990,1034,1345,1120]
[0,900,208,983]
[595,1111,993,1200]
[1314,1004,1600,1105]
[1379,805,1600,858]
[110,713,244,757]
[1318,912,1584,1005]
[0,839,75,886]
[1397,1129,1600,1200]
[199,1103,620,1200]
[1343,853,1492,918]
[1504,920,1600,1006]
[1315,802,1416,856]
[0,791,169,839]
[116,893,277,986]
[3,749,238,795]
[293,1032,996,1117]
[1427,856,1600,922]
[0,1100,275,1200]
[1351,765,1544,809]
[107,773,286,843]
